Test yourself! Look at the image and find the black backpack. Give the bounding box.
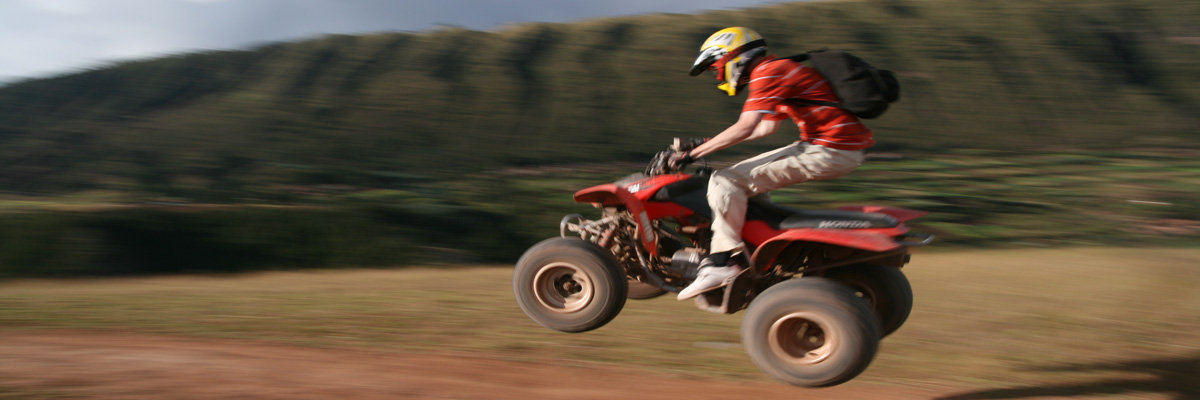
[783,50,900,119]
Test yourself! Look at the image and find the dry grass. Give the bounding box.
[2,247,1198,397]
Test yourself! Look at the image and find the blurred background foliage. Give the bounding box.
[0,0,1197,277]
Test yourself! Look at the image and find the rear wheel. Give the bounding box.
[513,238,627,333]
[741,278,881,387]
[826,264,913,337]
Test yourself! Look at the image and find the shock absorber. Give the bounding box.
[597,227,616,248]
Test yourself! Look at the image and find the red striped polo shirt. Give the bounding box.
[742,55,875,150]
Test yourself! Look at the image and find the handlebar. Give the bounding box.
[672,137,708,153]
[644,137,708,176]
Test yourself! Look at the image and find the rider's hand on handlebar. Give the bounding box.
[667,151,695,171]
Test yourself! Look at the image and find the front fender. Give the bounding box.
[572,184,660,257]
[574,184,624,207]
[750,229,903,272]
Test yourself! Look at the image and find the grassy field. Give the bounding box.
[2,247,1198,398]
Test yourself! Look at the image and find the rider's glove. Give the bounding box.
[667,151,695,170]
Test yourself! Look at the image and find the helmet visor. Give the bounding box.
[689,46,726,76]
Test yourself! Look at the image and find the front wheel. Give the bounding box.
[741,278,881,387]
[513,238,627,333]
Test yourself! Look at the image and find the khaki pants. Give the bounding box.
[707,142,865,254]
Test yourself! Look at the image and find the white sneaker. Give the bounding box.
[677,264,741,300]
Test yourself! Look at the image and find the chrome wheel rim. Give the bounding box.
[768,311,839,365]
[533,262,594,313]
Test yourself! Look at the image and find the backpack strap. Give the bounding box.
[781,52,813,62]
[786,98,849,111]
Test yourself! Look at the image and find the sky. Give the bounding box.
[0,0,798,84]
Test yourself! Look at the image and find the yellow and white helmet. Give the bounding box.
[688,27,768,96]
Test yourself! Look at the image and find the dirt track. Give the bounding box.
[0,330,947,399]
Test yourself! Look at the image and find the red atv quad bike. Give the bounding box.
[513,139,933,387]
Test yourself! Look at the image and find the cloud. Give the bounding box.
[0,0,797,84]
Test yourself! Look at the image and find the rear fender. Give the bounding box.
[573,184,660,257]
[750,229,902,273]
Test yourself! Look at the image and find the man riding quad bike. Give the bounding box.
[513,27,925,387]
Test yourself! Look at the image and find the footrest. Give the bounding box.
[693,268,757,314]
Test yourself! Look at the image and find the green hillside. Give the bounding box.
[0,0,1198,275]
[2,0,1197,193]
